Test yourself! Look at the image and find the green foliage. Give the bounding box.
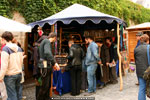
[0,0,12,18]
[0,0,150,26]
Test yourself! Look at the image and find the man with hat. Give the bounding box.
[136,32,143,48]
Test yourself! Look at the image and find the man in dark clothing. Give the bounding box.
[33,35,47,100]
[105,37,118,84]
[37,32,60,100]
[135,32,143,85]
[96,40,110,88]
[68,40,84,96]
[134,34,149,100]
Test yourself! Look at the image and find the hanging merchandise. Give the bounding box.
[54,23,58,55]
[120,24,123,51]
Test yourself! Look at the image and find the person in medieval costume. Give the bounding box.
[37,32,60,100]
[105,37,118,84]
[33,27,47,100]
[96,40,110,89]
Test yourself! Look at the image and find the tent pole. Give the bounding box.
[50,24,54,97]
[51,24,54,32]
[117,23,123,91]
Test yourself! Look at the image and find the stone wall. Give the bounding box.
[12,12,27,49]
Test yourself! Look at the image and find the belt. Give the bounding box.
[5,73,22,77]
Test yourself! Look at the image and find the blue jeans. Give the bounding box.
[4,73,22,100]
[138,77,146,100]
[87,64,97,93]
[18,84,23,100]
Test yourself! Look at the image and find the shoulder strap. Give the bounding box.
[147,45,150,65]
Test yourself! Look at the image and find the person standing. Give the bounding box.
[84,36,101,96]
[134,34,149,100]
[12,39,27,100]
[68,40,84,96]
[37,32,60,100]
[0,37,7,100]
[0,31,24,100]
[33,34,47,100]
[96,40,110,88]
[135,32,143,85]
[105,37,118,84]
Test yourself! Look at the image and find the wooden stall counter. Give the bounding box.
[55,54,68,72]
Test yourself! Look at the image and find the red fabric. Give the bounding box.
[112,37,115,42]
[0,44,5,70]
[38,30,43,37]
[54,89,59,95]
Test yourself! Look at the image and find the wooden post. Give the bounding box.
[59,27,62,53]
[50,72,53,97]
[50,24,55,97]
[51,24,54,32]
[117,23,123,91]
[24,33,29,78]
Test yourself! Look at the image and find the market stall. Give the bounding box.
[126,22,150,62]
[29,3,126,96]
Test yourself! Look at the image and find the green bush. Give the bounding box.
[0,0,150,26]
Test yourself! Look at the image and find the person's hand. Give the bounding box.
[98,61,102,65]
[106,62,109,66]
[112,60,116,64]
[23,55,27,59]
[61,68,65,73]
[53,63,60,71]
[55,63,60,71]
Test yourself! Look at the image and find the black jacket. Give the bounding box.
[134,43,149,77]
[109,43,118,62]
[33,35,47,76]
[68,44,84,66]
[39,39,56,67]
[34,35,47,67]
[100,44,110,65]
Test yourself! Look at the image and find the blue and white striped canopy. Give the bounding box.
[29,4,126,27]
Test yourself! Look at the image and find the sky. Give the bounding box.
[131,0,150,8]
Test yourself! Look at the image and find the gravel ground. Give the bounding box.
[23,64,148,100]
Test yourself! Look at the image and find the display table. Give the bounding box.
[53,70,71,95]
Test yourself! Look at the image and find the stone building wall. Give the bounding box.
[12,12,27,49]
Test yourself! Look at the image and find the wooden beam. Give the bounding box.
[59,27,62,53]
[51,24,55,32]
[117,23,123,91]
[24,33,29,79]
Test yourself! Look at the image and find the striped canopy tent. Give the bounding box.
[29,3,126,92]
[29,4,126,28]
